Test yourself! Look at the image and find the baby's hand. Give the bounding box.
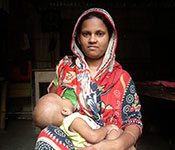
[105,124,119,134]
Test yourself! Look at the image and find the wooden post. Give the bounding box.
[0,81,8,131]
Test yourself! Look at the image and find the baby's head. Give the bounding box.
[33,93,73,129]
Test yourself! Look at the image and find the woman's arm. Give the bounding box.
[121,125,140,148]
[80,125,140,150]
[115,125,140,150]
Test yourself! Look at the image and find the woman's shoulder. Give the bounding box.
[116,61,135,77]
[113,61,131,77]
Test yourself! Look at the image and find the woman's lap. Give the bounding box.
[35,126,75,150]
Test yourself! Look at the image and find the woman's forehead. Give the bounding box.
[81,17,107,31]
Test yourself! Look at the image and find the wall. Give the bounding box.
[2,0,175,81]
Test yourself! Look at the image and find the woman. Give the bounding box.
[34,8,143,150]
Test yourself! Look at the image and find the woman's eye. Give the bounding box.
[97,32,104,37]
[82,32,90,37]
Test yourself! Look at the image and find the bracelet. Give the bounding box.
[124,131,137,144]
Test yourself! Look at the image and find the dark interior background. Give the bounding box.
[0,1,175,148]
[0,0,175,82]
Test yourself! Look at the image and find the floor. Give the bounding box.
[0,119,37,150]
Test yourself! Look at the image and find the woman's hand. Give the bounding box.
[78,125,140,150]
[105,124,119,135]
[78,139,124,150]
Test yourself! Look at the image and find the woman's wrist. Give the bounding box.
[112,130,135,150]
[123,130,136,145]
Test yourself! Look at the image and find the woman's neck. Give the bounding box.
[86,58,103,78]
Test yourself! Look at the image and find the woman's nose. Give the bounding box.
[89,35,97,43]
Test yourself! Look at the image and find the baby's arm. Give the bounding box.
[70,117,115,144]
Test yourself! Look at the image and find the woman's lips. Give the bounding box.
[88,46,98,50]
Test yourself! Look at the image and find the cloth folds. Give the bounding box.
[48,8,143,130]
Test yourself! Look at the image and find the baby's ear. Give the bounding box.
[61,108,72,116]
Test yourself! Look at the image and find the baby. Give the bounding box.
[33,93,122,149]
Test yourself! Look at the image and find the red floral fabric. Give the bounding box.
[48,8,143,130]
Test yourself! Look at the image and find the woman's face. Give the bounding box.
[78,17,110,61]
